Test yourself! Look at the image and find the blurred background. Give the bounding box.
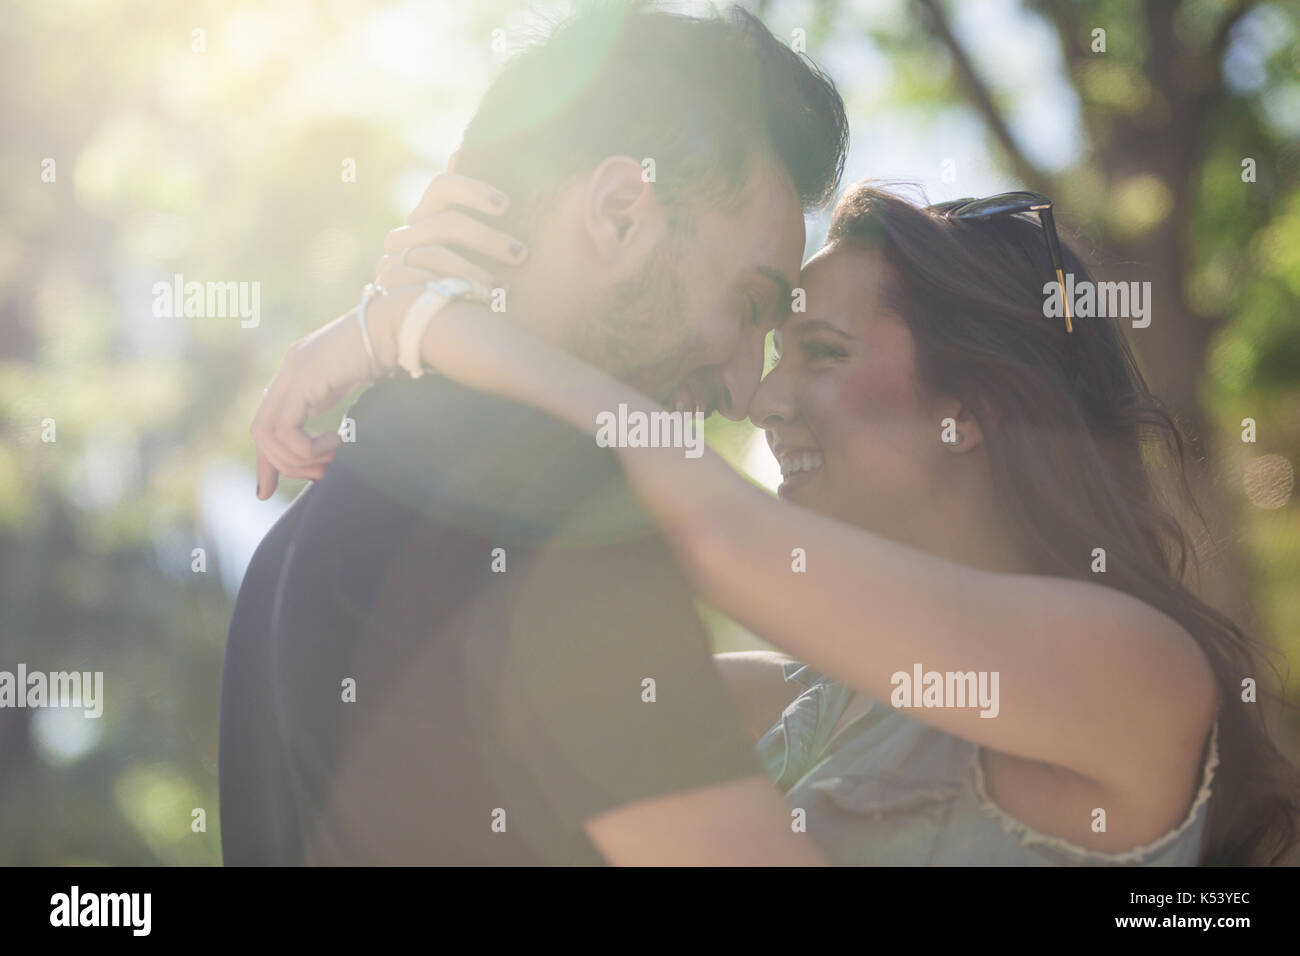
[1,0,1297,864]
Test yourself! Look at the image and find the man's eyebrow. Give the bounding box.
[756,266,793,299]
[755,266,795,325]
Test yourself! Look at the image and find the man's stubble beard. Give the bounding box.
[560,234,701,405]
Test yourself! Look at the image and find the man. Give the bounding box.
[220,1,847,864]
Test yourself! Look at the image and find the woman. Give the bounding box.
[251,178,1299,865]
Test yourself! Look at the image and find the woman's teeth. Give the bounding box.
[779,451,824,478]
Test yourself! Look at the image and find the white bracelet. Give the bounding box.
[397,287,443,379]
[357,283,386,379]
[396,278,480,379]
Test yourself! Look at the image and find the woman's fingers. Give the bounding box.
[273,419,317,462]
[251,379,289,495]
[405,172,509,223]
[253,381,306,497]
[311,432,343,456]
[383,209,527,265]
[251,364,340,498]
[254,420,330,494]
[255,447,280,500]
[376,173,521,293]
[375,246,501,290]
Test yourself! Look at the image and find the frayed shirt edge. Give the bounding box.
[968,718,1220,864]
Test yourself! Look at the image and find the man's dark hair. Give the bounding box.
[455,1,848,233]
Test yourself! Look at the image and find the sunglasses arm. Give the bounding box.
[1038,207,1073,334]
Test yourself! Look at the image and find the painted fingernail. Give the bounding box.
[490,190,507,207]
[509,241,526,259]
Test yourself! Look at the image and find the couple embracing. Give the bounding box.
[218,2,1297,867]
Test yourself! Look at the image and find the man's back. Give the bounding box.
[218,376,758,864]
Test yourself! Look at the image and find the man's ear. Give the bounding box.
[945,400,985,454]
[583,156,665,259]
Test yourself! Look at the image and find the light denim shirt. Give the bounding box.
[756,661,1219,866]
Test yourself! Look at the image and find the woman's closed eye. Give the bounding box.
[801,339,848,362]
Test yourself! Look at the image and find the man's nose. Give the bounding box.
[714,329,768,421]
[748,349,795,430]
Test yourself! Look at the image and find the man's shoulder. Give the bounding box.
[331,376,655,547]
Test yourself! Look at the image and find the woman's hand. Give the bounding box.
[251,170,526,498]
[252,171,532,498]
[373,172,528,291]
[250,285,426,499]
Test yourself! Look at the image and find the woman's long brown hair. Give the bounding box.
[827,183,1299,865]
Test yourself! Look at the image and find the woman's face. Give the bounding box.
[749,242,954,535]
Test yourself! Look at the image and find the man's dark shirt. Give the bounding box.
[218,375,760,864]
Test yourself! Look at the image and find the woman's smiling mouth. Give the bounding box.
[775,448,824,496]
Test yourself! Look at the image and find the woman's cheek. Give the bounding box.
[813,360,927,492]
[818,360,916,446]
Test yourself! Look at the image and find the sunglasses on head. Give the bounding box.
[926,191,1073,334]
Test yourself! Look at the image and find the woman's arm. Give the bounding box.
[586,775,825,866]
[400,303,1218,804]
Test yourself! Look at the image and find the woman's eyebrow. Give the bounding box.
[795,318,856,339]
